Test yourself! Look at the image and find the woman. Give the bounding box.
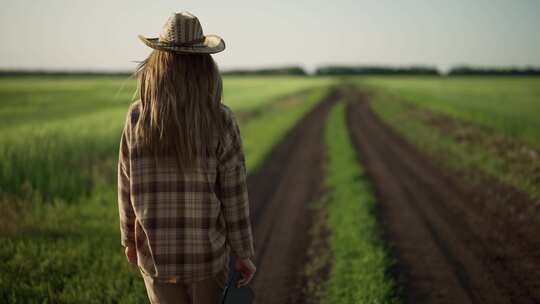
[117,11,256,304]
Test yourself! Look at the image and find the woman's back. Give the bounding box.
[117,11,256,303]
[119,100,253,282]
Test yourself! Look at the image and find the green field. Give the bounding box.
[0,76,335,131]
[357,76,540,201]
[0,76,335,203]
[2,74,539,302]
[0,76,334,302]
[360,76,540,145]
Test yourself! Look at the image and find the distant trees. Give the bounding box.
[0,70,131,77]
[315,65,440,76]
[314,65,540,76]
[222,66,307,76]
[2,65,540,77]
[448,66,540,76]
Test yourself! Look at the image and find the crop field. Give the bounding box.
[0,76,335,206]
[0,75,335,302]
[360,76,540,144]
[0,76,334,129]
[358,76,540,201]
[1,75,540,303]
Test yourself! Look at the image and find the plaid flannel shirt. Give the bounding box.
[117,100,255,283]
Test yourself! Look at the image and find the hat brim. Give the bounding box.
[138,34,225,54]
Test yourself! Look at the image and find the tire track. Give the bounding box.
[245,90,340,304]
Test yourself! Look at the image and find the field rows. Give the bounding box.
[1,76,539,303]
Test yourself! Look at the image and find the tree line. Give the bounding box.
[315,65,439,76]
[2,65,540,77]
[222,67,306,76]
[314,65,540,76]
[447,66,540,76]
[0,70,132,77]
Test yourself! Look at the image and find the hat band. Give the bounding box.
[157,36,206,47]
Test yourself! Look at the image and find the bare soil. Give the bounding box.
[346,89,540,304]
[246,90,340,304]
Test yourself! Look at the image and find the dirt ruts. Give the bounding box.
[246,90,340,304]
[346,89,540,304]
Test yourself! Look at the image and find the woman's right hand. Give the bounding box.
[125,245,137,265]
[235,258,256,287]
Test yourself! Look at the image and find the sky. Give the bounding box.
[1,0,539,73]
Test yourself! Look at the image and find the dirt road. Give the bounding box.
[346,89,540,304]
[246,90,339,304]
[244,87,539,303]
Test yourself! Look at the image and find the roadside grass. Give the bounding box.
[361,79,540,203]
[305,101,398,303]
[357,76,540,145]
[0,76,332,302]
[1,185,148,304]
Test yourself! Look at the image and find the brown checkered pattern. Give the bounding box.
[118,100,254,283]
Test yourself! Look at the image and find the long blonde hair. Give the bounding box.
[134,50,225,169]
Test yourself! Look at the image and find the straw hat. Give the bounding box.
[138,12,225,54]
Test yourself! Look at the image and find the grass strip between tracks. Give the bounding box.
[307,100,399,303]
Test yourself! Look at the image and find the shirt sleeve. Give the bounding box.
[118,106,136,247]
[216,110,255,259]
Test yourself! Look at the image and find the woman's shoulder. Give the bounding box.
[127,100,142,125]
[130,99,142,113]
[219,103,238,127]
[219,103,233,117]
